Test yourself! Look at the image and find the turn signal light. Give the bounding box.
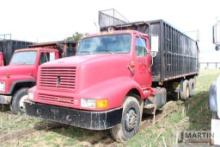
[96,99,108,109]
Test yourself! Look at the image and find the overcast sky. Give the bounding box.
[0,0,220,61]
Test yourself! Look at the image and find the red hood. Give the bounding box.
[40,53,131,89]
[0,65,35,77]
[39,53,132,90]
[35,53,133,109]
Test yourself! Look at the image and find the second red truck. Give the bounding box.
[0,41,76,113]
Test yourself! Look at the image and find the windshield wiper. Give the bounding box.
[97,49,114,54]
[11,62,29,65]
[77,51,92,55]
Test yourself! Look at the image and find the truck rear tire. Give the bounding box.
[110,96,141,142]
[11,88,28,114]
[189,78,196,97]
[180,80,190,100]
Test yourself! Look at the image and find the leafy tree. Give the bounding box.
[67,32,84,42]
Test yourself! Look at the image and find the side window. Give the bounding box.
[40,52,56,64]
[49,52,56,61]
[136,37,147,57]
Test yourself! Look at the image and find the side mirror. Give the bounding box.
[151,36,159,57]
[216,45,220,51]
[150,51,158,58]
[213,22,220,45]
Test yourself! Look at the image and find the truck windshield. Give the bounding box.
[10,51,37,65]
[77,34,131,55]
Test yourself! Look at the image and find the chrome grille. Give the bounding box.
[39,93,74,104]
[40,66,76,89]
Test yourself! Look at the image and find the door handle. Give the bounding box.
[128,61,135,75]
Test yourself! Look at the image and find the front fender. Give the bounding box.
[79,76,144,109]
[7,75,36,94]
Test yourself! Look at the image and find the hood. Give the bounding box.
[78,54,131,90]
[0,65,35,77]
[39,53,131,90]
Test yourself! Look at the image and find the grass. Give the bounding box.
[0,111,41,135]
[1,70,220,147]
[127,70,220,146]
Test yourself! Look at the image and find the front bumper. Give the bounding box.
[25,101,122,130]
[0,94,12,104]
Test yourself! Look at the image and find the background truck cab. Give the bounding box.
[0,41,76,114]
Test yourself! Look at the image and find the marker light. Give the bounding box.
[96,99,108,109]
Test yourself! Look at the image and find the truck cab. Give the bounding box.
[0,41,76,114]
[0,39,33,67]
[26,30,153,140]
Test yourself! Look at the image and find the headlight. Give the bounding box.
[0,81,5,92]
[81,99,96,108]
[28,91,34,100]
[81,98,108,109]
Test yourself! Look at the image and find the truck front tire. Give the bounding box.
[11,88,28,114]
[110,96,142,142]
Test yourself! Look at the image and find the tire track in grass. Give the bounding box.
[0,122,64,143]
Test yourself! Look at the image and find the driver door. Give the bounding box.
[134,35,152,89]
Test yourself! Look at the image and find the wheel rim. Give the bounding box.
[186,87,190,98]
[19,94,28,113]
[125,108,138,131]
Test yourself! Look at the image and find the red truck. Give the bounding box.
[25,20,199,142]
[0,41,76,114]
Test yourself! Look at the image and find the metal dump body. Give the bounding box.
[30,40,77,57]
[100,20,199,82]
[0,40,33,65]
